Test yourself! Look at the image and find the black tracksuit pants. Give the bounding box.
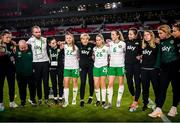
[125,63,141,102]
[33,61,49,100]
[49,66,64,98]
[16,74,35,104]
[141,68,159,106]
[0,63,15,103]
[157,61,179,108]
[80,65,94,100]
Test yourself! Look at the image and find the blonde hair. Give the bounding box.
[111,30,124,41]
[31,25,41,33]
[142,30,156,49]
[65,33,76,51]
[157,24,171,37]
[96,34,105,45]
[80,33,90,40]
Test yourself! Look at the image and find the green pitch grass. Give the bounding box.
[0,78,179,122]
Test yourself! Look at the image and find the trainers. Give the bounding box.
[80,101,84,108]
[148,107,163,118]
[54,99,58,105]
[45,99,51,107]
[142,105,148,111]
[9,102,18,108]
[0,103,5,112]
[116,101,121,108]
[102,101,106,108]
[129,101,138,112]
[87,97,93,104]
[104,103,112,109]
[167,106,178,117]
[72,100,76,105]
[59,99,63,104]
[28,99,37,106]
[95,101,100,107]
[38,99,42,105]
[62,102,69,108]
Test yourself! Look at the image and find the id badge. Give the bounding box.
[51,61,58,66]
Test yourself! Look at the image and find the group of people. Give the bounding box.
[0,22,179,119]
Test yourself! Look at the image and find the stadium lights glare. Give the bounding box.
[112,2,117,9]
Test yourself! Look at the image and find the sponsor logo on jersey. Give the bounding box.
[34,45,42,50]
[142,49,152,55]
[51,53,58,57]
[162,46,171,52]
[127,45,136,51]
[81,50,90,55]
[28,52,32,55]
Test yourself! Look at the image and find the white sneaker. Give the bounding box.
[116,101,121,108]
[9,102,18,108]
[104,103,112,110]
[72,100,76,105]
[62,102,69,108]
[168,106,178,117]
[148,107,163,118]
[0,103,5,112]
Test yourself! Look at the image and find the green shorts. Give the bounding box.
[64,69,79,78]
[108,67,125,76]
[93,66,108,77]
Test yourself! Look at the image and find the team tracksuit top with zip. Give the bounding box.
[155,36,179,108]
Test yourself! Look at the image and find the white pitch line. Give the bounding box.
[148,98,171,123]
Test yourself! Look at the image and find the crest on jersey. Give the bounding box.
[118,45,122,48]
[10,46,13,50]
[18,52,22,57]
[135,42,139,45]
[88,47,91,50]
[18,52,22,55]
[102,49,105,52]
[170,40,174,44]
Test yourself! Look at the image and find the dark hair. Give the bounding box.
[173,22,180,31]
[1,29,12,36]
[47,37,56,44]
[128,27,142,40]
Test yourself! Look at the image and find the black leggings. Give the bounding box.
[0,64,15,103]
[33,61,49,100]
[157,61,179,108]
[141,69,159,105]
[80,65,94,100]
[125,63,141,102]
[49,66,64,98]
